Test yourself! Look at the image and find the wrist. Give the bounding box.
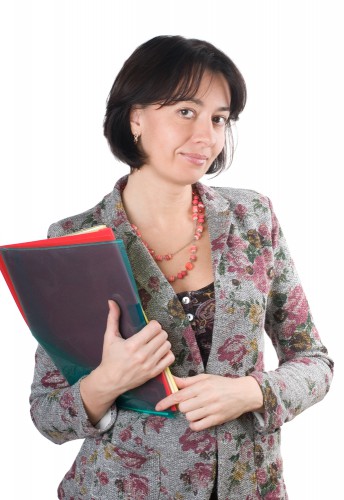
[85,365,121,405]
[80,368,120,425]
[242,376,264,413]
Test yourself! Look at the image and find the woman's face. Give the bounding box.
[130,71,231,186]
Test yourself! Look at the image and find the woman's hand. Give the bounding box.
[100,300,174,393]
[155,373,264,431]
[80,300,175,425]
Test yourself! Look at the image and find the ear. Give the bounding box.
[130,106,142,135]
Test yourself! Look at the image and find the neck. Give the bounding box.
[122,169,196,228]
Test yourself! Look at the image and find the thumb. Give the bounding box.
[104,300,122,343]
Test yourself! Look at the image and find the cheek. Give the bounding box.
[215,131,226,155]
[140,128,162,157]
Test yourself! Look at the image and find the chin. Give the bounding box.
[176,172,208,187]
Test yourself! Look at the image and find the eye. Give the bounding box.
[212,115,229,126]
[178,108,195,119]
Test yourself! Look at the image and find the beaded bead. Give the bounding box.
[185,262,194,270]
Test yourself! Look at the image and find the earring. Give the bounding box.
[133,133,140,144]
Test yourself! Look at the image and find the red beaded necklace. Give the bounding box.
[131,192,205,283]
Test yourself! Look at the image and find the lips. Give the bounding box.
[181,153,209,160]
[180,152,209,166]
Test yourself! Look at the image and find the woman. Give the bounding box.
[30,35,333,499]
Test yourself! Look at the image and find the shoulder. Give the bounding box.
[211,185,271,209]
[47,193,111,238]
[209,186,281,248]
[48,175,128,238]
[200,184,279,242]
[202,184,274,222]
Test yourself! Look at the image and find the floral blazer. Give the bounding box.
[30,175,333,500]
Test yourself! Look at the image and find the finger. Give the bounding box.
[173,374,207,388]
[155,395,177,412]
[150,338,172,364]
[135,339,174,378]
[104,300,121,344]
[155,384,198,412]
[142,329,169,355]
[129,320,164,347]
[183,405,210,422]
[151,350,175,377]
[189,415,218,432]
[172,376,189,389]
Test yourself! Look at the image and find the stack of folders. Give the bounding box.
[0,225,178,417]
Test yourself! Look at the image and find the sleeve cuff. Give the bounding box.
[95,409,112,431]
[253,411,265,427]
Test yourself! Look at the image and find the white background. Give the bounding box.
[0,1,342,498]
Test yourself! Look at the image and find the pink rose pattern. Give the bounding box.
[180,462,214,494]
[234,203,247,220]
[29,178,333,499]
[41,370,69,389]
[113,448,147,469]
[179,428,217,457]
[218,334,248,368]
[115,473,149,499]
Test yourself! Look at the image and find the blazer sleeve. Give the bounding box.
[29,221,118,445]
[30,345,118,444]
[249,197,334,434]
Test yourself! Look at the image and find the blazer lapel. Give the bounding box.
[195,183,233,373]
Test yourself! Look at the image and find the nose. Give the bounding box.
[191,117,217,146]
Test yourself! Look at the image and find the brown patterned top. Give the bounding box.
[177,283,215,368]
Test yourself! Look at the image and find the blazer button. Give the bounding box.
[182,296,190,305]
[187,313,194,321]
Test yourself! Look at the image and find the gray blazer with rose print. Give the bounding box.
[30,175,333,499]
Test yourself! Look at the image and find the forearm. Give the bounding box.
[250,352,333,432]
[30,346,115,444]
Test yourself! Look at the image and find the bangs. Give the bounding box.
[158,63,207,106]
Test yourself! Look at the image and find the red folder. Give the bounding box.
[0,228,116,321]
[0,226,177,416]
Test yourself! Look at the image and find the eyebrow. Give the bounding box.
[184,98,231,113]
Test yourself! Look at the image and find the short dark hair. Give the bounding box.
[103,35,247,175]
